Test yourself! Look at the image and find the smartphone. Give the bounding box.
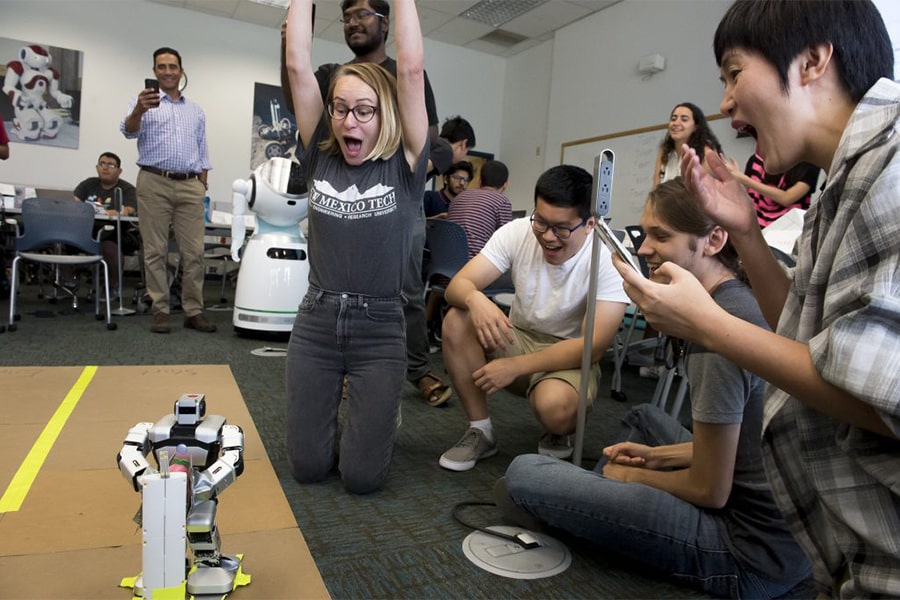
[144,78,159,92]
[595,217,643,275]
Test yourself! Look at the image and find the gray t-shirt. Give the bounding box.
[300,120,428,297]
[688,279,809,581]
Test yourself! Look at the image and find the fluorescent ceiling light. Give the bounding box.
[461,0,548,28]
[248,0,289,8]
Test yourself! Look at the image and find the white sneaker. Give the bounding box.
[439,427,497,471]
[537,432,573,459]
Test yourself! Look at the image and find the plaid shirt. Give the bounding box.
[762,78,900,597]
[120,93,212,174]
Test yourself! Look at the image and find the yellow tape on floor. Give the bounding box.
[0,365,97,513]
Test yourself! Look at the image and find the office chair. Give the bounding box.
[423,218,469,298]
[6,197,116,331]
[424,219,514,298]
[423,219,514,341]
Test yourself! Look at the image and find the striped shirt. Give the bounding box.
[446,188,513,259]
[744,153,820,228]
[120,93,212,174]
[761,78,900,596]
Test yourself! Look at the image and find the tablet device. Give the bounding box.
[595,218,643,275]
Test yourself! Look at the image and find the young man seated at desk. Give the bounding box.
[73,151,139,296]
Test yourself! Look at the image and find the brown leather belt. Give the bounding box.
[140,166,199,180]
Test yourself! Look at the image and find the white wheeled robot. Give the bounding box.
[117,394,248,597]
[2,44,73,141]
[231,157,309,335]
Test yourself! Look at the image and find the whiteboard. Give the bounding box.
[561,115,756,228]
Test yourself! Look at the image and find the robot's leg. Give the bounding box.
[39,107,62,139]
[12,108,42,141]
[185,499,241,595]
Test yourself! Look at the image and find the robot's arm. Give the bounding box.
[231,180,250,262]
[193,424,244,501]
[117,422,157,492]
[3,62,24,108]
[48,68,73,108]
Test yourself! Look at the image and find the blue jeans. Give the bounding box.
[286,285,406,494]
[505,404,795,599]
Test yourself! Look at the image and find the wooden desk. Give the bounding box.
[0,365,329,599]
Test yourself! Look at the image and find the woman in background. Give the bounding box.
[653,102,723,186]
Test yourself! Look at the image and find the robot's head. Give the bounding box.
[175,394,206,426]
[19,45,51,70]
[252,158,309,227]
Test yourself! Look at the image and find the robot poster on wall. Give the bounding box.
[0,37,82,149]
[251,82,297,170]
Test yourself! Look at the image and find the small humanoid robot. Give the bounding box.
[117,394,247,597]
[2,45,74,141]
[231,157,309,335]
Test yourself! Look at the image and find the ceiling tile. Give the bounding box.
[501,1,591,38]
[145,0,620,57]
[418,1,482,17]
[184,0,240,18]
[233,2,287,27]
[416,6,459,36]
[428,16,495,45]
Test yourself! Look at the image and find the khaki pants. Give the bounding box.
[136,170,206,317]
[489,325,600,407]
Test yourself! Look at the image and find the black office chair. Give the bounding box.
[424,219,513,298]
[423,219,469,298]
[7,197,116,331]
[423,219,514,337]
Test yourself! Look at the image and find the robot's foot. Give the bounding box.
[187,554,249,595]
[11,119,40,141]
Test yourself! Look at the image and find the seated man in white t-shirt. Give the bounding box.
[439,165,628,471]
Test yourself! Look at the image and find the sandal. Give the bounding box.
[418,371,452,407]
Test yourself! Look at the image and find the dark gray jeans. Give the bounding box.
[403,208,429,383]
[286,285,406,494]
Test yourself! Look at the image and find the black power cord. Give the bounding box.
[451,501,541,550]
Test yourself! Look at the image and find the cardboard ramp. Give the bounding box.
[0,365,329,600]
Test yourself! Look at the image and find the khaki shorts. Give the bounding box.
[488,325,599,407]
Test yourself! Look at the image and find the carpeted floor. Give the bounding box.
[0,274,813,599]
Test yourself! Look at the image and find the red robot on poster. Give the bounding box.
[3,44,73,141]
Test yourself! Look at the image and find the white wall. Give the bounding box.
[499,39,554,210]
[0,0,505,208]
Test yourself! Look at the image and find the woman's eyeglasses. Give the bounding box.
[328,102,379,123]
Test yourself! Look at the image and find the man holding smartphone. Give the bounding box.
[120,46,215,334]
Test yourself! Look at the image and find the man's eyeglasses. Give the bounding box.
[340,9,385,24]
[448,175,470,185]
[530,214,588,240]
[97,162,120,169]
[328,102,379,123]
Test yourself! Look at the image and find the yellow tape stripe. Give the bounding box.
[0,366,98,513]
